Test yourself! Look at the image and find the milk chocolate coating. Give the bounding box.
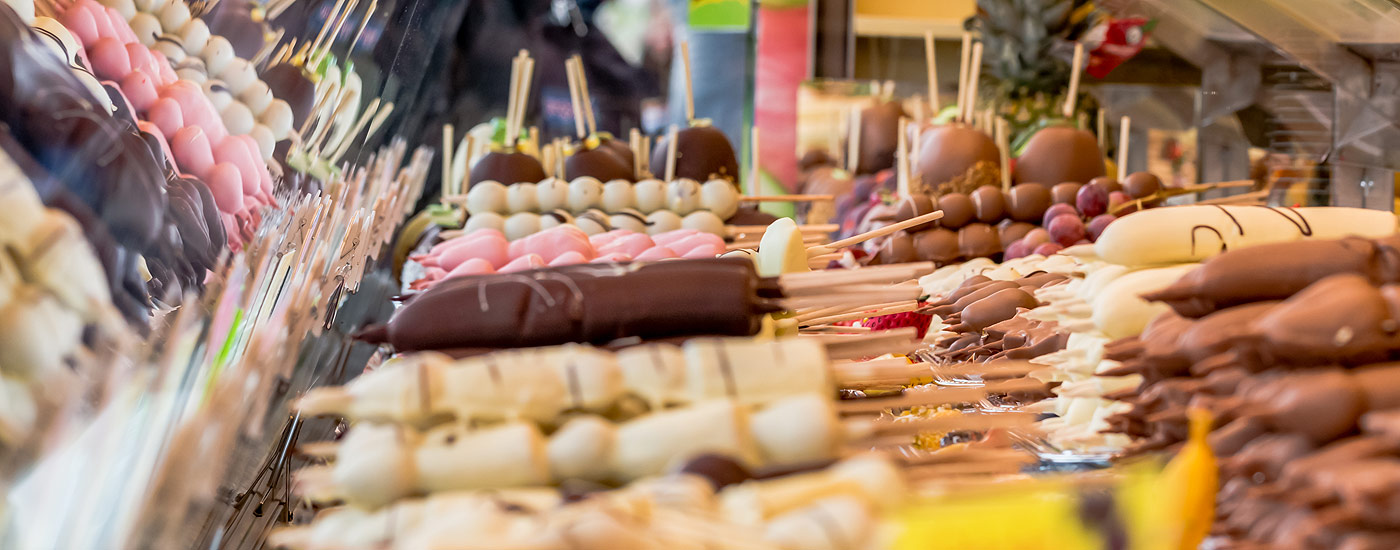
[1249,275,1400,366]
[875,232,918,264]
[997,220,1035,247]
[929,280,1017,316]
[1013,126,1105,186]
[362,259,782,350]
[1123,172,1163,198]
[949,288,1037,332]
[969,186,1006,223]
[910,228,957,265]
[470,151,548,187]
[676,453,753,490]
[597,137,636,171]
[1087,176,1123,194]
[261,63,315,129]
[917,125,999,191]
[1050,182,1081,205]
[1006,183,1052,222]
[1143,236,1400,318]
[956,223,1001,259]
[650,126,739,182]
[855,100,907,175]
[937,193,974,228]
[565,146,634,182]
[893,194,938,232]
[799,149,838,172]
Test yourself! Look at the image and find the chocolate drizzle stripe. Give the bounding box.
[1212,205,1244,235]
[485,357,502,387]
[715,344,738,398]
[565,361,584,409]
[1189,225,1225,255]
[1252,205,1313,236]
[649,346,666,376]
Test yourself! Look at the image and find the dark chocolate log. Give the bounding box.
[650,125,739,182]
[1012,126,1105,186]
[1142,236,1400,318]
[469,150,548,187]
[361,259,783,350]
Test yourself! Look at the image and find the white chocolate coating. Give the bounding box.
[611,400,760,479]
[608,210,648,234]
[680,211,724,237]
[261,99,293,140]
[749,394,842,465]
[465,180,508,215]
[699,179,740,220]
[463,211,505,233]
[506,182,538,213]
[632,179,665,213]
[178,17,209,55]
[200,36,234,75]
[644,210,682,235]
[756,218,809,277]
[414,423,552,494]
[156,0,190,33]
[681,338,831,406]
[567,177,604,214]
[666,178,701,215]
[249,124,276,161]
[615,343,686,410]
[546,416,617,482]
[601,179,634,212]
[502,212,542,241]
[219,58,258,94]
[536,177,569,212]
[219,101,254,136]
[129,12,163,46]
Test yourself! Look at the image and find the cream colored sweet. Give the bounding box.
[681,337,831,405]
[611,400,761,478]
[756,218,808,277]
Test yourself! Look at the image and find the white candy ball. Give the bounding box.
[567,177,603,213]
[179,18,210,55]
[201,36,234,75]
[153,36,186,63]
[129,13,162,46]
[135,0,168,14]
[219,58,257,94]
[175,67,206,84]
[102,0,136,19]
[576,210,611,236]
[540,210,574,230]
[609,210,648,233]
[503,212,542,241]
[699,178,740,220]
[157,0,190,33]
[536,177,569,211]
[463,212,505,234]
[465,180,508,215]
[506,182,538,213]
[240,80,273,117]
[682,211,725,236]
[249,124,276,161]
[204,80,233,111]
[600,179,634,213]
[219,101,255,136]
[633,178,665,213]
[666,178,701,215]
[645,210,682,235]
[261,99,293,140]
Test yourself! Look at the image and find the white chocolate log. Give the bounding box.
[547,415,616,482]
[0,286,83,380]
[414,422,552,495]
[1088,264,1195,339]
[719,454,903,524]
[681,338,831,406]
[612,400,761,478]
[437,351,570,424]
[296,353,454,425]
[615,343,686,410]
[748,395,842,465]
[17,210,112,319]
[1094,205,1397,267]
[329,423,421,508]
[763,496,874,550]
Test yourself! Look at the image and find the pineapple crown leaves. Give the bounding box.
[971,0,1100,99]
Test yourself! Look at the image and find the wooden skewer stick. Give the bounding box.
[506,53,523,145]
[780,262,934,289]
[312,0,358,68]
[516,57,536,147]
[348,0,379,59]
[726,224,838,236]
[846,106,862,173]
[924,31,939,112]
[995,117,1011,191]
[440,124,453,203]
[1117,115,1131,181]
[896,116,910,198]
[749,125,760,197]
[565,59,586,139]
[956,32,971,123]
[737,194,836,203]
[962,42,983,125]
[807,211,944,256]
[680,40,695,123]
[1062,42,1084,120]
[307,0,349,66]
[840,382,1046,415]
[1096,107,1107,150]
[572,56,597,136]
[799,301,919,327]
[629,128,642,180]
[664,124,679,182]
[329,98,380,163]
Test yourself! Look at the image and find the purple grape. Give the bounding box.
[1047,214,1087,247]
[1033,242,1064,256]
[1075,184,1109,217]
[1041,203,1079,228]
[1108,191,1135,215]
[1003,239,1030,260]
[1087,214,1117,242]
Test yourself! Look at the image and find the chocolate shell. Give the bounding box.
[969,186,1006,222]
[914,228,960,264]
[875,232,918,264]
[650,125,739,182]
[855,99,907,175]
[893,194,938,232]
[937,193,974,229]
[261,63,315,129]
[1007,183,1052,222]
[470,151,547,187]
[916,124,999,191]
[957,223,1002,259]
[1124,171,1163,198]
[1013,126,1105,186]
[565,146,634,182]
[997,220,1035,245]
[1087,176,1123,194]
[205,2,265,59]
[1050,182,1081,205]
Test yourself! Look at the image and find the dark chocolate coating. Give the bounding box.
[913,228,960,265]
[956,223,1001,259]
[969,185,1006,223]
[726,206,779,226]
[1012,126,1105,186]
[936,193,974,229]
[364,259,782,350]
[469,151,548,187]
[565,146,634,182]
[676,453,753,490]
[854,100,907,175]
[1006,183,1052,222]
[597,137,635,172]
[893,194,938,232]
[916,124,1000,190]
[649,125,739,182]
[205,2,266,59]
[1050,182,1081,205]
[1123,172,1163,198]
[261,63,316,130]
